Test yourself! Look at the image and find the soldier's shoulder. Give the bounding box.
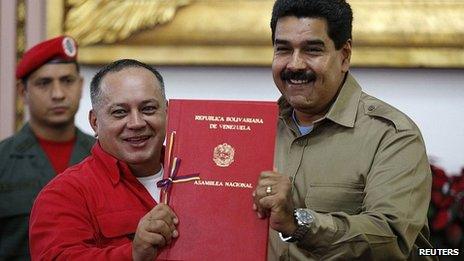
[76,129,95,147]
[360,93,418,132]
[0,134,22,172]
[0,134,19,155]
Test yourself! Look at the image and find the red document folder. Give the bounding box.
[158,99,278,261]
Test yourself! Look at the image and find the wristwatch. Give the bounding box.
[279,208,314,243]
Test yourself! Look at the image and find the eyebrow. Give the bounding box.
[33,74,76,81]
[274,39,289,45]
[110,99,160,108]
[59,75,77,80]
[32,77,52,82]
[274,39,325,47]
[140,99,159,106]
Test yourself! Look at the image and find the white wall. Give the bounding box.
[77,66,464,174]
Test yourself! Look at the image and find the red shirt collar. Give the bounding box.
[91,142,165,185]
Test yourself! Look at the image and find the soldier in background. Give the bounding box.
[0,36,94,260]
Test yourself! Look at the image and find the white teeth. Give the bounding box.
[289,79,309,84]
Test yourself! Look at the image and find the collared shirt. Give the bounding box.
[0,123,94,261]
[29,143,157,260]
[269,73,435,260]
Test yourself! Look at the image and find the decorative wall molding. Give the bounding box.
[0,0,18,139]
[47,0,464,68]
[16,0,26,131]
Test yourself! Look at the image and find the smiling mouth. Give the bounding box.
[124,136,151,145]
[287,79,313,85]
[281,70,316,86]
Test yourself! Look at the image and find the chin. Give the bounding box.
[126,154,157,165]
[46,119,74,128]
[286,96,309,106]
[124,155,148,163]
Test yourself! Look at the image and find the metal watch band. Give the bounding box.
[279,208,313,243]
[290,224,310,242]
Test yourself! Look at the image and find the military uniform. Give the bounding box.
[269,74,435,260]
[0,124,94,260]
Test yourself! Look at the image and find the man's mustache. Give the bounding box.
[281,70,317,82]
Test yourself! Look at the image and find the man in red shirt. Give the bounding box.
[29,59,177,260]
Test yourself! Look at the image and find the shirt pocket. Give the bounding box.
[305,183,364,215]
[95,209,146,247]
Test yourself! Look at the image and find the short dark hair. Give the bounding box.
[90,59,166,108]
[270,0,353,50]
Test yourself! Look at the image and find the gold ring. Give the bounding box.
[266,186,272,195]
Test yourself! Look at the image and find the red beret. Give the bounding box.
[16,35,78,79]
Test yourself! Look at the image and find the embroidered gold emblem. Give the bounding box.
[213,143,235,167]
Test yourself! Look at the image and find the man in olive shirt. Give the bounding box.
[253,0,434,260]
[0,36,94,260]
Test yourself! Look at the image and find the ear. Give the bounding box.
[16,80,28,105]
[340,39,352,73]
[89,109,98,135]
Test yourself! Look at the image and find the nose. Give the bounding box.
[126,111,147,130]
[287,50,307,71]
[51,83,65,100]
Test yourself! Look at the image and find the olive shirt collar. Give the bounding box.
[11,123,94,166]
[11,123,39,154]
[278,72,362,131]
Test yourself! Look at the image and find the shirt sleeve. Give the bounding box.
[296,129,432,259]
[29,177,133,261]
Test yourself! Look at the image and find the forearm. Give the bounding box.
[296,210,424,259]
[31,242,133,261]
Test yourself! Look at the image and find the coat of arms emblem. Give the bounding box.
[213,143,235,167]
[62,37,77,57]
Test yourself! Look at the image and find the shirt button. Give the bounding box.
[368,105,375,111]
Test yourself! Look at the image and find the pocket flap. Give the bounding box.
[306,183,364,214]
[96,209,146,238]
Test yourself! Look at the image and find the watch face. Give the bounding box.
[296,209,313,225]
